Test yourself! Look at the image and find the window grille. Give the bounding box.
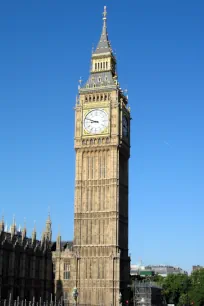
[64,263,70,280]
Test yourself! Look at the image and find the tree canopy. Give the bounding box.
[151,268,204,306]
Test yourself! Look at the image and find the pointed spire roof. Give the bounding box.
[46,207,51,224]
[32,221,37,243]
[93,6,112,55]
[0,215,4,232]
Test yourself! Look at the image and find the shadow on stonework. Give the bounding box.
[56,279,63,302]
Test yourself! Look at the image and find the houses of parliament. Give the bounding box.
[0,7,131,306]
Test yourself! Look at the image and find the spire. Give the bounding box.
[56,227,61,251]
[32,221,37,243]
[41,230,45,246]
[82,6,117,90]
[10,215,16,237]
[0,215,4,232]
[93,6,112,55]
[45,212,52,241]
[22,219,27,240]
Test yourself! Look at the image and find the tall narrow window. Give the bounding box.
[99,156,102,179]
[90,188,92,211]
[89,260,92,279]
[91,157,94,179]
[86,220,88,244]
[102,154,106,178]
[87,156,94,179]
[64,263,70,279]
[88,188,92,211]
[98,186,101,211]
[103,187,105,211]
[87,157,90,179]
[97,260,100,279]
[85,260,88,279]
[95,63,97,70]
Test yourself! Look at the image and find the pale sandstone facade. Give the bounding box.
[53,7,130,305]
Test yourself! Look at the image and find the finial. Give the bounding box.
[56,226,61,251]
[23,218,26,229]
[46,209,51,224]
[13,214,15,225]
[78,77,82,90]
[1,210,4,222]
[0,214,4,225]
[32,220,37,243]
[102,6,107,30]
[0,214,4,232]
[22,218,27,239]
[103,6,107,21]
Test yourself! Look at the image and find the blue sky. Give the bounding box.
[0,0,204,272]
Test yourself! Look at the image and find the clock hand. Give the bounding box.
[86,118,99,123]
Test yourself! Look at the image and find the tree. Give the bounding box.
[189,268,204,306]
[162,273,189,305]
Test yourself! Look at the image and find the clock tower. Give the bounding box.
[52,7,131,305]
[73,7,131,305]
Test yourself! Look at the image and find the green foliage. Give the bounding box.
[151,268,204,306]
[188,268,204,306]
[131,269,204,305]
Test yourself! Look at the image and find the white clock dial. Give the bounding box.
[84,109,108,134]
[122,115,128,137]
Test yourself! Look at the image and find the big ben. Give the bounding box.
[53,6,131,306]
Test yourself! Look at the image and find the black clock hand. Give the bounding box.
[86,118,99,123]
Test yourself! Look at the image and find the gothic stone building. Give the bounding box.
[52,6,131,306]
[0,216,53,301]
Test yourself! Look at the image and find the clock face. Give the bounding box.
[84,109,109,135]
[122,115,128,137]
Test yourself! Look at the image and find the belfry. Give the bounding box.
[53,6,131,305]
